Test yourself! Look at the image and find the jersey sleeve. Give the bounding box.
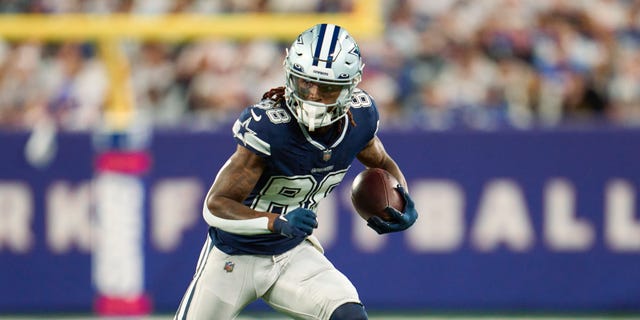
[232,104,274,157]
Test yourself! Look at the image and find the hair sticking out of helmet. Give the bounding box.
[284,23,363,131]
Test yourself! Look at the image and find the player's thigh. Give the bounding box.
[175,245,257,320]
[264,241,361,320]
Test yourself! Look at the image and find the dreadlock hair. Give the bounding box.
[262,86,286,103]
[260,86,357,128]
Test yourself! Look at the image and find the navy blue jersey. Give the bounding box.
[210,88,379,255]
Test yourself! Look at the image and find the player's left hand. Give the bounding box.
[367,185,418,234]
[272,207,318,238]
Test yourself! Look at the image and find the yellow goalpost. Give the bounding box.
[0,0,382,129]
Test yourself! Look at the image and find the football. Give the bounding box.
[351,168,405,221]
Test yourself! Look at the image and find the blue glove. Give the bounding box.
[367,185,418,234]
[272,207,318,238]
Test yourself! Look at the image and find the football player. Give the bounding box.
[175,23,418,320]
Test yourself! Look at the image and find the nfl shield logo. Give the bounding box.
[322,149,332,161]
[223,261,235,273]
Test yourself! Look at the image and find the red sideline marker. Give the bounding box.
[94,294,153,316]
[95,151,152,174]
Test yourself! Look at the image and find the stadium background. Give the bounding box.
[0,0,640,319]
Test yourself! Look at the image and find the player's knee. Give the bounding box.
[329,302,368,320]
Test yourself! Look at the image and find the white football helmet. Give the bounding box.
[284,23,363,131]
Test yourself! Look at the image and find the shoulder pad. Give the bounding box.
[253,99,279,110]
[232,100,293,157]
[349,88,379,129]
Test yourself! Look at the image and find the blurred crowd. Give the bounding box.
[1,0,640,131]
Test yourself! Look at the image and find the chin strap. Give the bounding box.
[307,103,317,131]
[301,101,335,132]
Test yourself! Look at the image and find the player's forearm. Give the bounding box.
[207,194,263,220]
[380,158,408,192]
[359,150,408,191]
[204,195,279,235]
[357,137,408,191]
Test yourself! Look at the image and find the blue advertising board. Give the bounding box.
[0,128,639,314]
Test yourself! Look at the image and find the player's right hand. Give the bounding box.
[367,185,418,234]
[272,208,318,238]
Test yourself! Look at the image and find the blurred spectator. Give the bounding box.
[237,40,286,103]
[0,41,46,129]
[175,40,247,129]
[41,42,107,131]
[0,0,45,13]
[0,41,107,131]
[607,47,640,124]
[494,57,537,128]
[130,41,184,128]
[4,0,640,131]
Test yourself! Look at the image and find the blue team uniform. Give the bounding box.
[209,88,379,255]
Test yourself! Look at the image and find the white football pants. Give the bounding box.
[174,235,361,320]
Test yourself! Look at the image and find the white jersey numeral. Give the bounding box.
[350,91,372,108]
[252,170,347,214]
[266,108,291,124]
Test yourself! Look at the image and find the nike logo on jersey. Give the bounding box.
[250,109,262,122]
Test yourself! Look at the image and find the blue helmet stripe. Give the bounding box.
[326,25,341,68]
[312,23,327,66]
